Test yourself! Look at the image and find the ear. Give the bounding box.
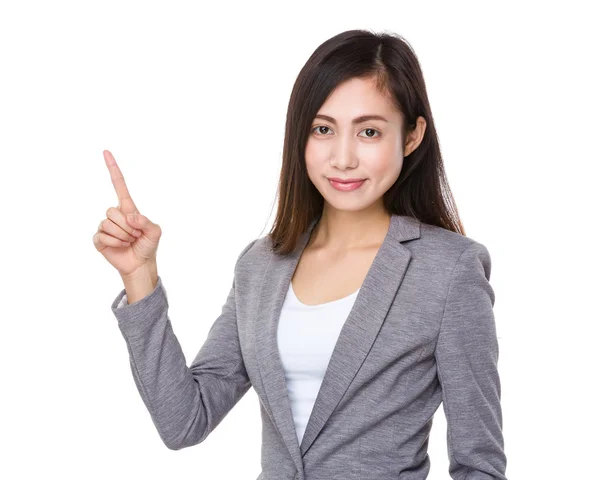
[404,116,427,156]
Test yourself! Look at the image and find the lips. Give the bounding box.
[328,178,367,191]
[327,177,366,183]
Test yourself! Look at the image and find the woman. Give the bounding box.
[94,29,507,480]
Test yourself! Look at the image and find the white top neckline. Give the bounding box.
[289,282,360,308]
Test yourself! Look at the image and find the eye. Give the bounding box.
[358,128,381,138]
[311,125,333,136]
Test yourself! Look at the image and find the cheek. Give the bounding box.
[364,145,403,179]
[304,141,324,175]
[373,158,403,178]
[305,139,319,161]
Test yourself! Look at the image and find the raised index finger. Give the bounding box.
[103,150,138,212]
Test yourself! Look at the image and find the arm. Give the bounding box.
[111,238,258,450]
[434,242,508,479]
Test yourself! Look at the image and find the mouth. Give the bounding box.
[327,177,366,183]
[327,177,367,191]
[327,177,367,183]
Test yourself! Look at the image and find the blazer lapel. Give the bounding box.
[253,217,319,474]
[253,214,421,469]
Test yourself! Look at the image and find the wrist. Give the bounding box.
[121,264,159,304]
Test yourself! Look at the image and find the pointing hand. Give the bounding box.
[93,150,162,278]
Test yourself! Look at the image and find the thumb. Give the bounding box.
[126,213,161,239]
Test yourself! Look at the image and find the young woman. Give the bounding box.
[94,29,507,480]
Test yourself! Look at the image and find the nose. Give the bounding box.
[329,136,358,169]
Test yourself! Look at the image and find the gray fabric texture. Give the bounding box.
[111,214,507,479]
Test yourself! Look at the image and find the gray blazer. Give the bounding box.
[111,213,507,480]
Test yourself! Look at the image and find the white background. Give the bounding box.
[1,1,598,478]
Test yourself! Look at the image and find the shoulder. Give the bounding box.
[419,221,473,250]
[411,221,492,280]
[231,236,272,299]
[419,221,490,254]
[234,235,272,273]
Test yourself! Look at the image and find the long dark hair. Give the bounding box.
[267,29,465,255]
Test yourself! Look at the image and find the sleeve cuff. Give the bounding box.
[110,275,169,336]
[117,294,128,308]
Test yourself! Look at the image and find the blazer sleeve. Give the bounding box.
[434,241,508,479]
[110,238,258,450]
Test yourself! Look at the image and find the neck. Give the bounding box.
[309,206,391,251]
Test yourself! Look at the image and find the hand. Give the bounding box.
[93,150,162,278]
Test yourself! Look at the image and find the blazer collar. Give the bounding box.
[252,213,421,473]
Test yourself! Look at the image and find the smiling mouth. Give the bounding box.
[327,178,367,191]
[327,178,366,183]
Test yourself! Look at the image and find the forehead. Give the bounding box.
[317,76,398,120]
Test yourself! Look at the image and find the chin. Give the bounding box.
[322,197,377,212]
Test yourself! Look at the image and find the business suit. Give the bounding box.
[111,213,507,479]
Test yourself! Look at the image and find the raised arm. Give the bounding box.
[434,241,508,479]
[111,238,257,450]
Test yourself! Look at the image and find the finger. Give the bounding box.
[125,213,161,236]
[93,232,131,251]
[99,218,138,243]
[103,150,138,212]
[105,206,142,238]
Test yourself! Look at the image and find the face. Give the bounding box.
[305,76,406,214]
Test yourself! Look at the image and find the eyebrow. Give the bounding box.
[314,114,389,125]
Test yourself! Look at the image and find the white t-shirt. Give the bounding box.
[117,282,360,446]
[277,282,359,446]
